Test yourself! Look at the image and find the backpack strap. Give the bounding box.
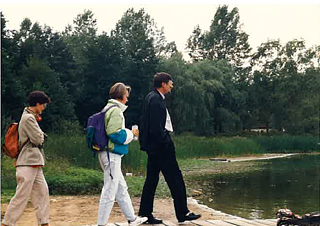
[13,136,29,166]
[102,104,117,114]
[19,138,29,153]
[102,104,117,180]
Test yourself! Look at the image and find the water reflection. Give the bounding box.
[196,154,319,219]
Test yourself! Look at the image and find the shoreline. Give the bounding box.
[209,153,300,162]
[188,197,241,220]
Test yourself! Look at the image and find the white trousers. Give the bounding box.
[97,151,136,225]
[2,166,50,226]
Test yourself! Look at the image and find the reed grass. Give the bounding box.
[1,133,317,196]
[26,133,320,173]
[252,135,319,153]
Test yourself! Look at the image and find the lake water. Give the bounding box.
[196,154,319,219]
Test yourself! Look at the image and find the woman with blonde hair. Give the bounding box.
[97,82,147,226]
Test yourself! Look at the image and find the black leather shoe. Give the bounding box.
[178,212,201,223]
[142,216,163,224]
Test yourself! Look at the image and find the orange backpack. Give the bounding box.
[2,123,21,158]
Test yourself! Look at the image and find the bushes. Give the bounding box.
[1,157,104,195]
[44,133,148,173]
[46,167,103,195]
[174,134,264,158]
[253,135,319,153]
[1,157,17,189]
[44,133,95,169]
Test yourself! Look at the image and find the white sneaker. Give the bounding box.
[128,216,148,226]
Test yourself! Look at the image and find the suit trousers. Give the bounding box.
[138,146,189,221]
[2,166,50,226]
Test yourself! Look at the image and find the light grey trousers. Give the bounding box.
[97,151,136,225]
[2,166,50,226]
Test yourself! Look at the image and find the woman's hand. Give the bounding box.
[132,128,139,137]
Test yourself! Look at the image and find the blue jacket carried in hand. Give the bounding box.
[103,99,134,155]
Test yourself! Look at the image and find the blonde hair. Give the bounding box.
[109,82,131,100]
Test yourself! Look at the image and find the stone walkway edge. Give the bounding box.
[75,198,277,226]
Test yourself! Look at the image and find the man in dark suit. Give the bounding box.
[138,72,201,224]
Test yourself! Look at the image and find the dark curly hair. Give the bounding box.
[27,91,51,107]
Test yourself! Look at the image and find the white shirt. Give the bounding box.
[159,91,174,132]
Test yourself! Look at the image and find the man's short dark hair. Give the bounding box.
[153,72,172,88]
[109,82,131,100]
[27,91,51,107]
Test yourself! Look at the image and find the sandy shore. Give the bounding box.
[1,196,234,226]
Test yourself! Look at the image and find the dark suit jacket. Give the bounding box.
[139,90,173,153]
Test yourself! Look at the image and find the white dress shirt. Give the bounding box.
[159,92,174,132]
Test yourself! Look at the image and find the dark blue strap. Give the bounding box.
[102,104,117,180]
[102,104,117,113]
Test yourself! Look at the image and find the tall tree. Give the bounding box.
[76,34,123,125]
[186,25,206,62]
[62,10,99,125]
[156,53,191,134]
[110,8,162,125]
[250,39,319,134]
[186,5,251,67]
[159,55,245,135]
[18,57,76,132]
[2,16,77,132]
[1,13,27,130]
[274,41,319,134]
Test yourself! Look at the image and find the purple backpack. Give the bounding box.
[86,105,116,153]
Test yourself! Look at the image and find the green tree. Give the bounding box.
[159,56,245,135]
[186,25,206,62]
[2,16,78,132]
[77,34,123,125]
[186,5,251,67]
[156,53,193,134]
[62,9,97,66]
[250,39,319,134]
[110,8,162,125]
[274,41,319,134]
[186,5,252,132]
[1,13,27,130]
[19,57,76,132]
[62,10,99,125]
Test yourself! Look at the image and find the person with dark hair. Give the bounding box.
[97,82,147,226]
[138,73,201,224]
[2,91,51,226]
[27,90,51,107]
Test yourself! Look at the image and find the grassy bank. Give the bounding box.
[33,133,320,171]
[1,133,318,202]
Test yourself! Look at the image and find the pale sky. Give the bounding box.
[1,1,320,60]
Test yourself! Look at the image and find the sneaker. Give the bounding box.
[129,216,148,226]
[178,212,201,223]
[143,216,163,224]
